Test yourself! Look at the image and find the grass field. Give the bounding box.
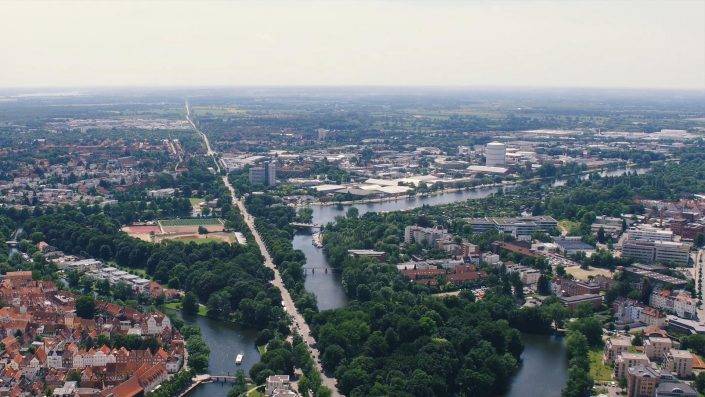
[163,302,208,316]
[558,220,582,236]
[159,218,223,227]
[176,236,226,244]
[189,197,204,206]
[589,349,613,382]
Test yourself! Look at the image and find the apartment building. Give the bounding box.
[467,216,557,240]
[650,290,697,320]
[664,349,694,378]
[627,365,659,397]
[615,352,650,379]
[604,336,631,364]
[643,337,673,361]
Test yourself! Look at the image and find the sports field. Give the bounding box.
[158,218,223,227]
[124,218,228,243]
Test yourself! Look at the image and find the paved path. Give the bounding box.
[185,101,341,395]
[693,248,705,320]
[224,176,342,396]
[185,101,220,173]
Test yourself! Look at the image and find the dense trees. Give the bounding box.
[19,205,286,331]
[75,295,96,319]
[182,292,199,316]
[245,194,319,317]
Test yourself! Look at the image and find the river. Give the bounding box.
[187,166,647,396]
[168,310,259,397]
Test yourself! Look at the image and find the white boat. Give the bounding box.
[312,232,323,248]
[235,353,244,365]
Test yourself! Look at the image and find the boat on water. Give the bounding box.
[312,232,323,248]
[235,353,244,365]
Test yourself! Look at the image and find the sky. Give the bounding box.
[2,1,704,89]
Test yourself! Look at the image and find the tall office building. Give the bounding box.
[249,161,277,186]
[485,141,507,166]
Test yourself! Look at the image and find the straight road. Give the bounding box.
[694,248,705,320]
[185,101,341,395]
[185,101,220,173]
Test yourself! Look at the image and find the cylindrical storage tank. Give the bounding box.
[485,141,506,166]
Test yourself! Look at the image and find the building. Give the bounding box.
[147,188,176,198]
[643,337,673,361]
[650,290,697,320]
[552,237,596,256]
[665,315,705,335]
[622,266,688,289]
[640,307,667,328]
[347,249,387,261]
[615,352,650,379]
[653,241,691,266]
[404,225,452,246]
[621,226,691,266]
[626,365,659,397]
[655,373,698,396]
[485,141,506,166]
[664,349,694,378]
[627,225,675,242]
[265,375,299,397]
[558,293,602,310]
[249,161,277,186]
[591,216,624,237]
[505,262,541,286]
[613,298,644,328]
[552,277,602,297]
[468,216,558,239]
[604,336,631,364]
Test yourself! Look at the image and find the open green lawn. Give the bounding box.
[178,236,225,244]
[589,348,613,382]
[189,197,204,206]
[163,302,208,316]
[159,218,223,226]
[558,220,582,236]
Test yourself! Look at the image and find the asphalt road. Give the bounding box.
[185,101,341,395]
[224,176,342,396]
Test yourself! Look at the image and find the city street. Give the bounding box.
[693,248,705,320]
[225,176,342,396]
[187,101,341,395]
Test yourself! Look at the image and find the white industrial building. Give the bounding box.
[485,141,507,167]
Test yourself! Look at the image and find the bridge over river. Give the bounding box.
[178,374,252,396]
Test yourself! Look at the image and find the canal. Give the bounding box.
[167,310,259,397]
[186,166,647,396]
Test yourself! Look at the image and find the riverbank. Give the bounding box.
[165,309,260,397]
[301,164,653,208]
[504,333,568,397]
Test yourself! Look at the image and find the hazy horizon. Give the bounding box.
[3,1,704,90]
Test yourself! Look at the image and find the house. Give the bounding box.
[640,307,667,328]
[613,298,644,328]
[650,290,697,320]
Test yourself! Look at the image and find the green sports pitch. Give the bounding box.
[158,218,224,227]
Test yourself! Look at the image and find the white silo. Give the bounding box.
[485,141,506,166]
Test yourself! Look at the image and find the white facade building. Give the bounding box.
[485,142,507,167]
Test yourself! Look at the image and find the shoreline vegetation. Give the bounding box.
[301,163,656,208]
